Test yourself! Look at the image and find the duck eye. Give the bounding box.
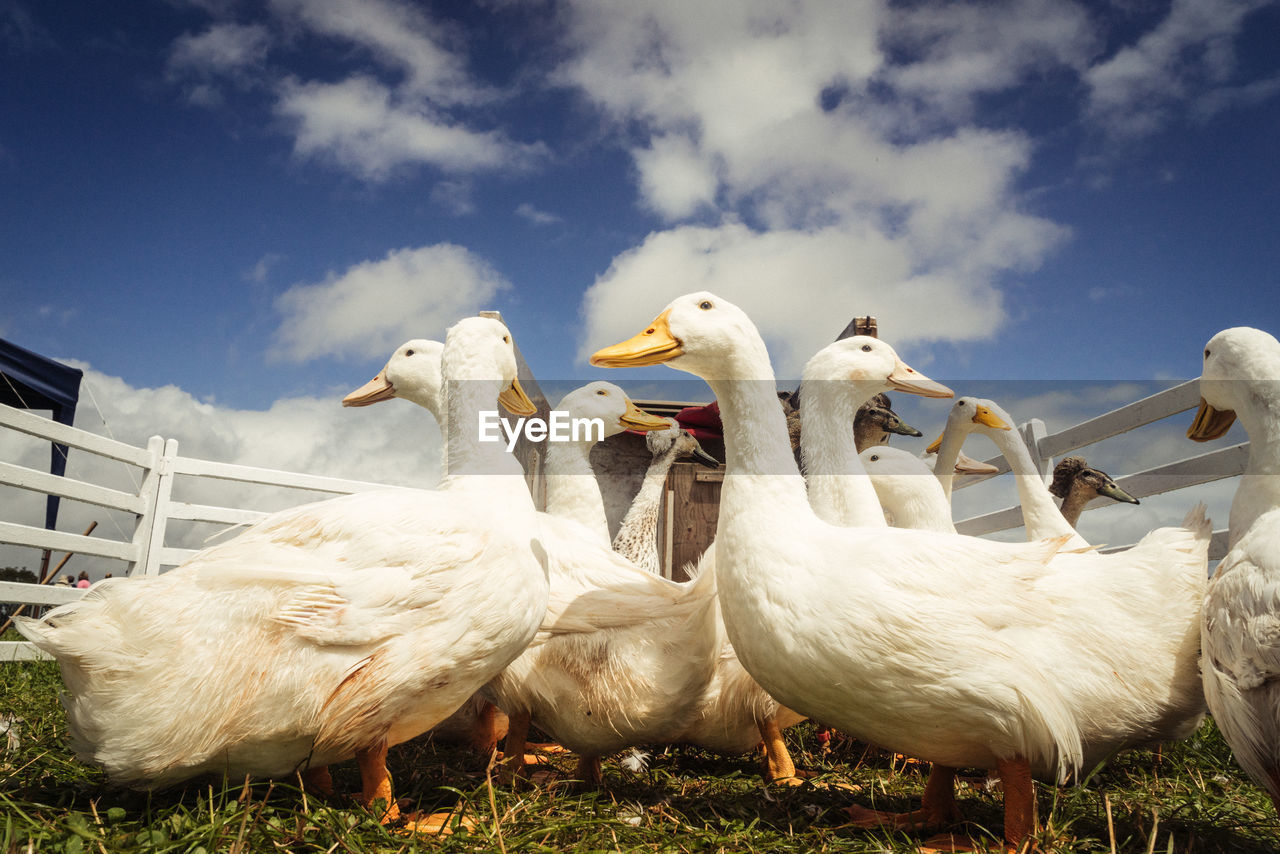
[503,335,510,344]
[1204,348,1210,359]
[698,300,713,310]
[870,454,880,462]
[596,389,607,395]
[405,349,415,357]
[861,344,872,352]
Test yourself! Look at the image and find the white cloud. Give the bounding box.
[270,243,510,363]
[515,202,563,226]
[432,179,479,216]
[163,0,548,182]
[276,75,543,181]
[1084,0,1276,140]
[245,252,284,284]
[881,0,1096,111]
[559,1,1071,372]
[633,134,718,219]
[1,364,441,577]
[167,22,271,77]
[578,219,1065,378]
[268,0,484,105]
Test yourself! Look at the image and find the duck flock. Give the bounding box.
[17,293,1280,851]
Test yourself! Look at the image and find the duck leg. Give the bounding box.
[357,741,477,835]
[575,754,603,788]
[996,756,1035,851]
[468,701,508,756]
[300,765,334,798]
[356,742,399,823]
[758,716,799,783]
[845,763,960,829]
[497,710,532,784]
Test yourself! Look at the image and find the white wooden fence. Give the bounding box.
[1,376,1245,661]
[0,402,395,661]
[951,378,1243,558]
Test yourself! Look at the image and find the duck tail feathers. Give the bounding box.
[1181,503,1212,540]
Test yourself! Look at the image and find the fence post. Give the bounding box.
[1020,418,1052,483]
[127,436,178,576]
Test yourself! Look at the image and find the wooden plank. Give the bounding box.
[0,403,154,467]
[667,461,720,582]
[0,580,85,606]
[1038,380,1201,458]
[0,459,146,514]
[167,454,396,495]
[156,546,198,568]
[0,520,138,563]
[164,501,268,527]
[0,642,53,662]
[1086,443,1249,507]
[954,445,1247,538]
[955,506,1025,537]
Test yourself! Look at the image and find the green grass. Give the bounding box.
[2,649,1277,853]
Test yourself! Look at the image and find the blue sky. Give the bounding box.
[1,0,1278,441]
[2,0,1277,574]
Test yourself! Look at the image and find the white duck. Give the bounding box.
[1189,326,1280,813]
[18,318,549,833]
[612,418,719,574]
[354,358,804,785]
[860,446,958,533]
[933,397,1151,551]
[592,292,1212,851]
[542,382,673,547]
[343,338,508,757]
[925,398,1015,505]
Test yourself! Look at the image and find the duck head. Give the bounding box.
[925,397,1012,454]
[444,316,537,416]
[343,339,445,412]
[555,381,670,440]
[1188,326,1280,441]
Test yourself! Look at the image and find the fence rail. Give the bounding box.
[952,380,1241,555]
[0,403,393,660]
[2,373,1245,661]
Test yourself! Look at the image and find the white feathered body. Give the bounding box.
[482,513,719,756]
[1202,507,1280,798]
[716,475,1209,780]
[18,487,548,788]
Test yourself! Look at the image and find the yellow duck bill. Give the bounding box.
[590,310,683,367]
[498,377,538,416]
[619,400,672,432]
[1187,398,1236,441]
[342,371,395,407]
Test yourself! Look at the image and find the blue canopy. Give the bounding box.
[0,338,83,530]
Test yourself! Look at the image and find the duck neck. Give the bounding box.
[800,380,888,528]
[441,381,529,500]
[544,440,611,546]
[613,444,680,572]
[931,427,967,502]
[883,483,956,533]
[1232,393,1280,542]
[701,345,810,515]
[1056,484,1092,528]
[986,427,1084,545]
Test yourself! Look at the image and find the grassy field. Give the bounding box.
[2,648,1277,853]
